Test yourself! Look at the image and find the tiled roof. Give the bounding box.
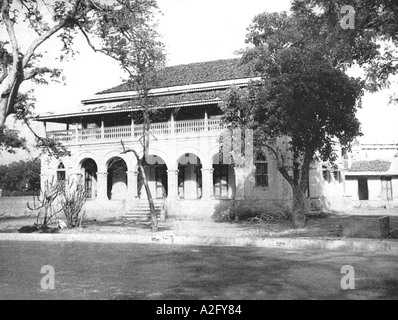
[97,58,256,95]
[37,90,224,120]
[349,160,391,172]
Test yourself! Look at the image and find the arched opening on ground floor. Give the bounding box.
[212,154,235,199]
[107,157,128,200]
[139,154,168,199]
[80,158,98,199]
[177,153,202,199]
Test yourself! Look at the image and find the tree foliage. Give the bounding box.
[290,0,398,95]
[225,11,365,227]
[0,0,164,155]
[0,158,40,193]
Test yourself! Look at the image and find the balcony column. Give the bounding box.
[131,115,134,138]
[96,172,108,200]
[201,168,214,199]
[170,114,175,134]
[204,111,208,131]
[75,126,79,143]
[127,170,138,199]
[167,169,179,199]
[101,117,104,139]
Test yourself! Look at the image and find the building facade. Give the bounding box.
[37,59,346,220]
[344,138,398,208]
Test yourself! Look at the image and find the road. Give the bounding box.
[0,241,397,300]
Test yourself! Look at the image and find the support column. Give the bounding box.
[96,172,108,201]
[167,169,179,199]
[234,167,246,200]
[201,168,214,199]
[131,115,135,138]
[101,117,104,139]
[170,114,175,134]
[127,171,138,199]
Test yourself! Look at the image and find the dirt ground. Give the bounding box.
[1,209,397,239]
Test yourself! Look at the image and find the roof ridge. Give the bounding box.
[96,58,255,95]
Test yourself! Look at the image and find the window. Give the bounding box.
[57,162,66,182]
[255,152,268,187]
[322,165,331,183]
[213,164,229,198]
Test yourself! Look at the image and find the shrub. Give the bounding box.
[212,201,292,224]
[211,202,234,222]
[230,203,264,221]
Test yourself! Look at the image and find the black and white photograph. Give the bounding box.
[0,0,397,305]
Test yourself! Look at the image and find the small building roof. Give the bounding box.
[349,160,391,172]
[346,159,398,176]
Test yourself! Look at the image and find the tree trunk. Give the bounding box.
[142,108,158,231]
[0,97,8,126]
[292,185,306,228]
[137,158,158,232]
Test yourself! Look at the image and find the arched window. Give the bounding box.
[57,162,66,182]
[255,152,268,187]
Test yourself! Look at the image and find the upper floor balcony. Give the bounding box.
[46,117,226,145]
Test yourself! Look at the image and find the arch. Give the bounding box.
[174,146,206,168]
[74,152,100,174]
[80,158,98,199]
[138,154,168,200]
[106,156,128,200]
[176,152,203,199]
[102,150,135,173]
[56,161,66,182]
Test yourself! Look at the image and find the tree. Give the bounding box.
[0,158,40,192]
[291,0,398,98]
[225,12,363,228]
[0,0,162,155]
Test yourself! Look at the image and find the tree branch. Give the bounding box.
[22,1,93,69]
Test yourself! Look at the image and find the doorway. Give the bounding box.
[358,177,369,200]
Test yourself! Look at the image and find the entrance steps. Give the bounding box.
[124,199,164,221]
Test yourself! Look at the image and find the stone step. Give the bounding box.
[125,200,164,221]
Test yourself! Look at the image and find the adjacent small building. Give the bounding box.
[343,137,398,208]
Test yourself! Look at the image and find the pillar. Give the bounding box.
[234,167,246,200]
[101,117,104,139]
[96,172,108,200]
[131,115,134,138]
[127,171,138,199]
[201,168,214,199]
[170,114,175,134]
[167,169,179,199]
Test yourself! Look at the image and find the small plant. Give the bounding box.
[27,179,63,230]
[59,180,87,228]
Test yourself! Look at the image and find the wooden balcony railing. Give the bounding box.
[46,118,225,144]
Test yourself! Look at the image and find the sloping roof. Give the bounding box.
[97,58,256,95]
[349,160,391,172]
[36,90,224,120]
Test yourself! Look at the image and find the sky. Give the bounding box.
[1,0,398,165]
